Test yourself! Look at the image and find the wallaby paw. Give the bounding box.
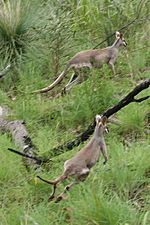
[48,195,55,202]
[55,194,68,203]
[61,88,66,96]
[55,195,63,203]
[103,160,107,165]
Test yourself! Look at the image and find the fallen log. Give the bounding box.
[0,106,48,167]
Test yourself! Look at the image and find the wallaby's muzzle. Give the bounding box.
[123,40,127,47]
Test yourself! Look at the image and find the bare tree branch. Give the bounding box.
[7,148,48,164]
[50,78,150,156]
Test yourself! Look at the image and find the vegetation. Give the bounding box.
[0,0,149,224]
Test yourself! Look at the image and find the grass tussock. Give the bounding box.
[0,0,41,63]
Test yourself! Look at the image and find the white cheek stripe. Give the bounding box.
[81,168,90,174]
[0,107,2,116]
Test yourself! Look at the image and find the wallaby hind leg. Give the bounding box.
[48,174,67,201]
[61,70,78,95]
[65,77,81,91]
[37,174,67,201]
[62,67,89,94]
[55,181,75,203]
[101,147,108,164]
[68,72,78,84]
[48,184,57,201]
[55,168,90,203]
[61,76,81,95]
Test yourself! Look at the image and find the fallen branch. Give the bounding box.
[49,78,150,156]
[7,148,48,164]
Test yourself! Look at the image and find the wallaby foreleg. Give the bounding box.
[101,147,108,164]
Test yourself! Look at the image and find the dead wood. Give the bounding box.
[0,106,47,167]
[49,78,150,156]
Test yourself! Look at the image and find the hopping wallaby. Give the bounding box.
[33,31,127,94]
[37,115,108,202]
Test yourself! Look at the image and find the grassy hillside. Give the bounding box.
[0,0,150,224]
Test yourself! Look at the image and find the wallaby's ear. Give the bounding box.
[102,116,107,125]
[96,115,101,124]
[116,31,120,38]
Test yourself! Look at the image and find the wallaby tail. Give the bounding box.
[32,65,70,94]
[37,176,55,185]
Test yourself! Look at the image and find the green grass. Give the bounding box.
[0,0,28,62]
[0,134,149,225]
[0,0,150,224]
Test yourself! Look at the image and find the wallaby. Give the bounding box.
[37,115,108,202]
[33,31,127,94]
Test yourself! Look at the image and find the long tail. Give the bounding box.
[37,175,55,185]
[32,64,70,94]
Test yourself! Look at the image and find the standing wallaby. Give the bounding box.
[37,115,108,202]
[33,31,127,94]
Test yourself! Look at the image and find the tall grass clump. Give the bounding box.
[26,0,74,76]
[70,184,140,225]
[0,0,36,63]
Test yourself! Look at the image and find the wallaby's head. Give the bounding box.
[95,115,108,134]
[115,31,127,47]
